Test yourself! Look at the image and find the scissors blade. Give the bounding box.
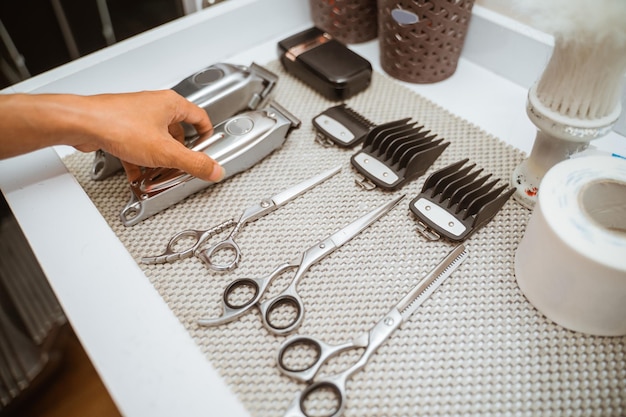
[270,165,342,207]
[328,194,405,248]
[396,244,468,321]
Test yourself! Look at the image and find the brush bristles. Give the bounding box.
[513,0,626,47]
[513,0,626,120]
[535,39,626,120]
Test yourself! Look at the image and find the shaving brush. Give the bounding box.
[511,0,626,208]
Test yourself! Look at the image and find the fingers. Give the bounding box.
[122,151,224,183]
[121,160,142,182]
[166,93,222,182]
[121,140,225,183]
[171,92,213,135]
[97,90,223,183]
[175,147,225,183]
[168,122,185,143]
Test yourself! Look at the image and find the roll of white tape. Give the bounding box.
[515,156,626,336]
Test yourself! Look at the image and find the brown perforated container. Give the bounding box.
[309,0,378,44]
[378,0,475,83]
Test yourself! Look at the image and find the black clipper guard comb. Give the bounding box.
[409,159,515,241]
[312,104,376,148]
[350,118,448,190]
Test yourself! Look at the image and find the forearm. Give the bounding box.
[0,93,91,159]
[0,90,223,182]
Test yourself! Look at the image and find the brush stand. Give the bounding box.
[511,84,622,209]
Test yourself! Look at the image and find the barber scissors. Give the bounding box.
[197,194,405,335]
[141,165,342,271]
[277,244,468,417]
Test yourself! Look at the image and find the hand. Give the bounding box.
[71,90,225,182]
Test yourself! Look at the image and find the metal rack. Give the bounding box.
[0,0,194,87]
[0,200,67,413]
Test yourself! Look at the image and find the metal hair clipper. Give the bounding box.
[91,62,278,181]
[119,101,300,227]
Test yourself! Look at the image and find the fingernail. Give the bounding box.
[210,163,226,182]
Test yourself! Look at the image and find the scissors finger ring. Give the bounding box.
[277,335,363,383]
[141,220,235,264]
[197,263,294,327]
[284,378,346,417]
[142,166,342,270]
[197,237,242,272]
[259,287,305,335]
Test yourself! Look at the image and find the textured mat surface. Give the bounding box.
[62,60,625,417]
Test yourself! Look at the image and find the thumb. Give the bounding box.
[175,147,225,183]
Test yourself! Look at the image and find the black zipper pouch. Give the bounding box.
[278,27,372,100]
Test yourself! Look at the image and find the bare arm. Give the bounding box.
[0,90,224,182]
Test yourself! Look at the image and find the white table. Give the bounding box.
[1,1,624,416]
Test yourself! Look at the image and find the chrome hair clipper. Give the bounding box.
[91,62,278,181]
[119,101,300,227]
[173,62,277,137]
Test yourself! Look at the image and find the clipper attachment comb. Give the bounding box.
[409,159,515,241]
[312,104,376,148]
[350,118,448,190]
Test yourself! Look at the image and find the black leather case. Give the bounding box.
[278,27,372,100]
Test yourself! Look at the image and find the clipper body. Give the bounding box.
[91,62,277,180]
[120,102,300,226]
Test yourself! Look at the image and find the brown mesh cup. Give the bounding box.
[378,0,475,83]
[309,0,378,44]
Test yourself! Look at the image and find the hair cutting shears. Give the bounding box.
[141,165,342,271]
[277,244,468,417]
[197,194,405,335]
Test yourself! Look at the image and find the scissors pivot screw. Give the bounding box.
[384,317,395,326]
[260,199,271,208]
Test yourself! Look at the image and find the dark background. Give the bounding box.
[0,0,187,89]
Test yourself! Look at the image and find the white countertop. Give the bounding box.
[1,1,624,416]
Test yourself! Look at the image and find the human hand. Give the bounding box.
[71,90,224,182]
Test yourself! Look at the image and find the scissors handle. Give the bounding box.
[258,282,306,335]
[141,219,236,264]
[197,263,294,327]
[197,236,242,272]
[282,309,403,417]
[141,229,204,264]
[283,374,348,417]
[277,334,366,383]
[258,236,341,335]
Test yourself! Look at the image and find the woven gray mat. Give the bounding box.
[63,60,625,417]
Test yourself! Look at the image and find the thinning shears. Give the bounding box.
[277,244,468,417]
[197,194,405,335]
[142,165,342,271]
